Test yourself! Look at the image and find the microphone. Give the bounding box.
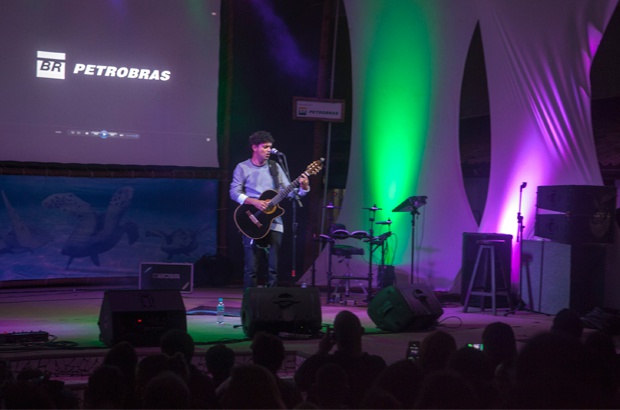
[520,182,527,189]
[270,148,284,156]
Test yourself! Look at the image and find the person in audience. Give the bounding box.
[251,331,303,409]
[503,331,601,408]
[359,385,403,409]
[219,363,286,409]
[294,310,387,408]
[584,330,620,408]
[160,329,217,408]
[481,321,517,371]
[481,321,518,398]
[102,340,139,408]
[414,370,477,409]
[417,330,457,375]
[550,308,584,339]
[306,363,350,408]
[84,364,127,409]
[6,367,79,409]
[448,345,498,408]
[135,353,190,405]
[205,343,236,389]
[370,358,424,408]
[3,379,55,409]
[142,370,191,409]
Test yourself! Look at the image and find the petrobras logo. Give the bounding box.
[36,50,171,81]
[37,51,66,79]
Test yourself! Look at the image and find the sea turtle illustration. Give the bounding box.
[146,225,207,259]
[42,186,139,268]
[0,191,52,254]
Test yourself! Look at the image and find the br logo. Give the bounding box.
[36,51,66,80]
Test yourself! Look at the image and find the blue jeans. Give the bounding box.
[242,231,282,288]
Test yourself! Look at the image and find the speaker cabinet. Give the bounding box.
[460,233,512,307]
[367,283,444,332]
[536,185,616,214]
[241,287,322,338]
[535,185,616,244]
[98,289,187,347]
[521,240,606,315]
[535,213,614,244]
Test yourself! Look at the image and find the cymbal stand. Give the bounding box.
[375,224,392,288]
[362,204,381,301]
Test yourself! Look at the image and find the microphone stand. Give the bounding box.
[506,182,529,316]
[275,154,303,282]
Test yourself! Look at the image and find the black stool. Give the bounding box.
[463,239,514,315]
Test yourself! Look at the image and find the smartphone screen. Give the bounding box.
[406,341,420,360]
[467,343,484,351]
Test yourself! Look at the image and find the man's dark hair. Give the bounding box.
[249,130,275,148]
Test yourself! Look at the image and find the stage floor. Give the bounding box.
[0,287,553,363]
[0,284,584,385]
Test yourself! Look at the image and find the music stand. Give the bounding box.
[393,196,427,284]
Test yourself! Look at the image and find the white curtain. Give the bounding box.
[301,0,618,292]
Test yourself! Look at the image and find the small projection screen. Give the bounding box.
[0,0,221,168]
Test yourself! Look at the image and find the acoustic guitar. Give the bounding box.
[234,159,324,240]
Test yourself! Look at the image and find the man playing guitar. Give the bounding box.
[229,131,310,288]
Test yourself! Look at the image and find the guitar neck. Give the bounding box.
[269,173,305,206]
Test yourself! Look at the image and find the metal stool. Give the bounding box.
[327,244,366,303]
[463,239,514,315]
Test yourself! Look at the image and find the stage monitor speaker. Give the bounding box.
[521,240,606,315]
[241,287,322,338]
[536,185,616,214]
[460,232,512,307]
[367,283,444,332]
[98,289,187,347]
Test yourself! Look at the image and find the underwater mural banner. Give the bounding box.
[0,175,218,283]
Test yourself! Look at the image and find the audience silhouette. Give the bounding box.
[417,330,458,375]
[160,329,217,409]
[294,310,387,408]
[5,306,620,409]
[205,343,236,389]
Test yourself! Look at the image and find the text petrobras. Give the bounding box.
[36,50,171,81]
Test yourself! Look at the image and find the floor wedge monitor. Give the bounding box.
[98,289,187,347]
[368,283,443,332]
[241,287,322,338]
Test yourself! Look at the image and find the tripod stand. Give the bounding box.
[393,196,427,284]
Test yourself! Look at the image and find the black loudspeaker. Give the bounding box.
[367,283,444,332]
[535,185,616,244]
[535,213,614,244]
[460,232,512,307]
[536,185,616,214]
[521,240,606,315]
[98,289,187,347]
[241,287,322,338]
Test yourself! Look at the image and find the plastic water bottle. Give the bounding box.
[216,298,225,324]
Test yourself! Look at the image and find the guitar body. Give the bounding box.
[234,189,285,239]
[233,158,324,241]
